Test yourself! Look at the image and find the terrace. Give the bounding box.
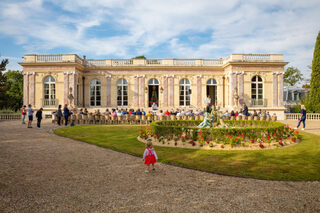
[22,53,284,67]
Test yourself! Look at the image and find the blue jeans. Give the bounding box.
[37,119,41,128]
[64,115,69,126]
[297,117,306,128]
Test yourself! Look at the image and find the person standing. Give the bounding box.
[57,105,62,126]
[243,103,249,116]
[296,105,307,130]
[142,141,158,173]
[36,108,43,129]
[21,105,26,124]
[63,104,70,126]
[27,104,34,128]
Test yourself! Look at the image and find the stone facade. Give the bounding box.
[19,53,288,119]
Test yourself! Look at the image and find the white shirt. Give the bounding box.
[143,148,158,160]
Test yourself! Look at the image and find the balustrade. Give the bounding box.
[0,114,21,120]
[42,99,58,107]
[285,113,320,120]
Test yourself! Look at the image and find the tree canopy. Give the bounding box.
[284,66,303,86]
[308,31,320,112]
[133,55,146,59]
[0,58,23,111]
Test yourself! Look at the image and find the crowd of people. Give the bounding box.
[21,102,308,130]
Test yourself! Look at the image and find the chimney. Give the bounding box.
[83,55,86,60]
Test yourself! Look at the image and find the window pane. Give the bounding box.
[186,101,190,106]
[258,84,262,89]
[186,95,190,101]
[180,101,184,106]
[252,84,256,88]
[123,101,128,106]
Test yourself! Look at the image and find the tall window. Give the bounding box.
[251,75,263,102]
[179,78,191,106]
[44,76,55,104]
[90,79,101,106]
[207,78,217,105]
[117,78,128,106]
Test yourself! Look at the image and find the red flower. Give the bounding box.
[279,141,284,146]
[250,139,254,143]
[206,140,210,144]
[259,143,264,149]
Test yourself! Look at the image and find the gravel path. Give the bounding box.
[0,120,320,212]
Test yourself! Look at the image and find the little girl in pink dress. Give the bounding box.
[143,141,158,173]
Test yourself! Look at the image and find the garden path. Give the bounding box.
[0,120,320,212]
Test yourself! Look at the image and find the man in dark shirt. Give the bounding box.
[243,103,249,116]
[36,108,43,129]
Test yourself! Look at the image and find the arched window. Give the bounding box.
[90,79,101,106]
[117,78,128,106]
[206,78,217,105]
[179,78,191,106]
[251,76,263,104]
[148,78,159,85]
[43,76,55,106]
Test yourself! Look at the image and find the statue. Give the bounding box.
[68,87,74,107]
[198,111,215,128]
[233,87,239,107]
[198,108,230,129]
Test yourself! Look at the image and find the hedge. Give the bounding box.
[150,120,285,141]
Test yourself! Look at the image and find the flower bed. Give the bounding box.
[138,121,300,150]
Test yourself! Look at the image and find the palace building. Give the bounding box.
[19,53,288,119]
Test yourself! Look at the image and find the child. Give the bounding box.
[143,141,158,173]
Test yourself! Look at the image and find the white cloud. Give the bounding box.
[0,0,319,77]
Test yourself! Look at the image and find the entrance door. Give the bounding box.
[148,78,160,107]
[206,79,217,105]
[148,85,159,107]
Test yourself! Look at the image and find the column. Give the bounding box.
[278,73,284,106]
[69,72,76,106]
[272,72,278,107]
[64,72,69,105]
[169,77,174,107]
[29,73,35,106]
[238,72,244,105]
[106,76,111,106]
[197,75,202,107]
[163,76,168,107]
[229,72,236,106]
[134,76,139,107]
[139,76,145,107]
[23,73,29,105]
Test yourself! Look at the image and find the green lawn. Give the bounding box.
[54,125,320,181]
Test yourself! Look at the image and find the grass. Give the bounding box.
[54,125,320,181]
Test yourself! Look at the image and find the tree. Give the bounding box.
[0,58,9,109]
[5,70,23,111]
[284,66,303,86]
[133,55,146,59]
[308,31,320,112]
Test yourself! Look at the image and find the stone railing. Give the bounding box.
[0,114,21,120]
[23,53,284,67]
[249,98,268,107]
[285,113,320,120]
[42,98,58,107]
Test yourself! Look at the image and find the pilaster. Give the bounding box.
[163,75,168,107]
[272,72,278,106]
[278,72,284,106]
[29,72,35,106]
[106,75,111,107]
[23,73,29,106]
[196,75,202,107]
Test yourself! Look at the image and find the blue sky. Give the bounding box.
[0,0,320,80]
